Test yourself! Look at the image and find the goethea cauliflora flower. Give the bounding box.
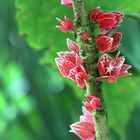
[70,107,95,140]
[61,0,72,7]
[55,42,88,89]
[96,32,122,53]
[67,38,79,53]
[97,53,131,83]
[80,31,90,41]
[56,16,74,32]
[55,53,88,89]
[90,7,123,31]
[83,96,101,112]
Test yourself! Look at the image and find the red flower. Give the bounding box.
[96,32,122,53]
[90,7,101,21]
[80,31,90,41]
[83,96,101,112]
[67,38,79,53]
[55,50,88,89]
[70,107,95,140]
[90,7,123,31]
[61,0,72,7]
[56,16,74,32]
[97,53,131,83]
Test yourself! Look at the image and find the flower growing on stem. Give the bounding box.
[90,7,123,31]
[61,0,72,7]
[55,39,88,89]
[67,38,79,53]
[83,96,101,112]
[55,0,132,139]
[97,53,131,83]
[70,107,95,140]
[56,16,74,32]
[96,32,122,53]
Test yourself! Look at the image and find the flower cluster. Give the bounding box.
[55,1,131,140]
[70,96,101,140]
[55,39,88,90]
[89,7,131,83]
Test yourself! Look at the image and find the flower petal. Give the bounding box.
[98,54,112,75]
[119,64,131,76]
[57,51,76,64]
[61,0,72,7]
[110,32,122,52]
[55,58,75,77]
[67,38,79,53]
[96,36,113,52]
[70,122,95,140]
[75,72,88,89]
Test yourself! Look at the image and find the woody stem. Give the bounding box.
[72,0,111,140]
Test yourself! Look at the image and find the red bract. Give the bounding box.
[83,96,101,112]
[80,31,90,41]
[67,38,79,53]
[61,0,72,7]
[56,16,74,32]
[97,53,131,83]
[90,7,123,31]
[96,32,122,53]
[55,51,88,90]
[75,72,88,90]
[70,107,95,140]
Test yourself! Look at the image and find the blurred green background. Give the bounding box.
[0,0,140,140]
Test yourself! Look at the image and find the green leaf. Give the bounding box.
[125,96,140,140]
[16,0,73,50]
[118,18,140,69]
[103,76,139,138]
[87,0,140,12]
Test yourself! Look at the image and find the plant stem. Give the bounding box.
[93,109,111,140]
[72,0,110,139]
[72,0,101,97]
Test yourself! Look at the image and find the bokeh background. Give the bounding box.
[0,0,140,140]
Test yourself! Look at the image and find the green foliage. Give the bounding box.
[87,0,140,12]
[0,0,140,140]
[126,97,140,140]
[103,76,139,138]
[119,18,140,69]
[16,0,73,50]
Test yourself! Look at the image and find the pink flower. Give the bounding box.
[61,0,72,7]
[56,16,74,32]
[75,71,88,90]
[90,7,101,21]
[97,53,131,83]
[96,32,122,53]
[70,107,95,140]
[83,96,101,112]
[55,51,88,89]
[67,38,79,53]
[80,31,90,41]
[90,7,123,31]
